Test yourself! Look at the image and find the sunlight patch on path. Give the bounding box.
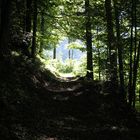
[38,136,58,140]
[59,73,75,78]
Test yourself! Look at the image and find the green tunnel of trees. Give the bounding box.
[0,0,140,108]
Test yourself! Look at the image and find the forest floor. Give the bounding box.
[0,56,140,140]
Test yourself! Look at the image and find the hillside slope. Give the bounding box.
[0,56,140,140]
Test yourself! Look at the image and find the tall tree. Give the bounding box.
[0,0,2,33]
[96,26,101,80]
[85,0,93,79]
[39,11,45,53]
[113,0,125,99]
[31,0,37,58]
[128,0,134,106]
[0,0,11,57]
[132,0,138,107]
[105,0,117,89]
[132,42,140,107]
[26,0,32,32]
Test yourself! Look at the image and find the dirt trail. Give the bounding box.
[1,57,140,140]
[25,77,139,140]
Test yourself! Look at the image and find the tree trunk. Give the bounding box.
[132,1,138,108]
[105,0,117,90]
[31,0,37,58]
[53,47,56,59]
[0,0,11,57]
[132,42,140,108]
[114,0,125,100]
[40,11,45,53]
[26,0,32,32]
[128,0,134,106]
[72,49,74,59]
[85,0,93,80]
[68,49,71,59]
[96,26,101,80]
[0,0,2,33]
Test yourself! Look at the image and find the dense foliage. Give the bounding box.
[1,0,140,107]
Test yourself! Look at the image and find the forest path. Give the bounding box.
[26,76,140,140]
[47,77,83,93]
[38,75,85,100]
[1,57,140,140]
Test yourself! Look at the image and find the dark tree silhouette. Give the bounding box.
[85,0,93,79]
